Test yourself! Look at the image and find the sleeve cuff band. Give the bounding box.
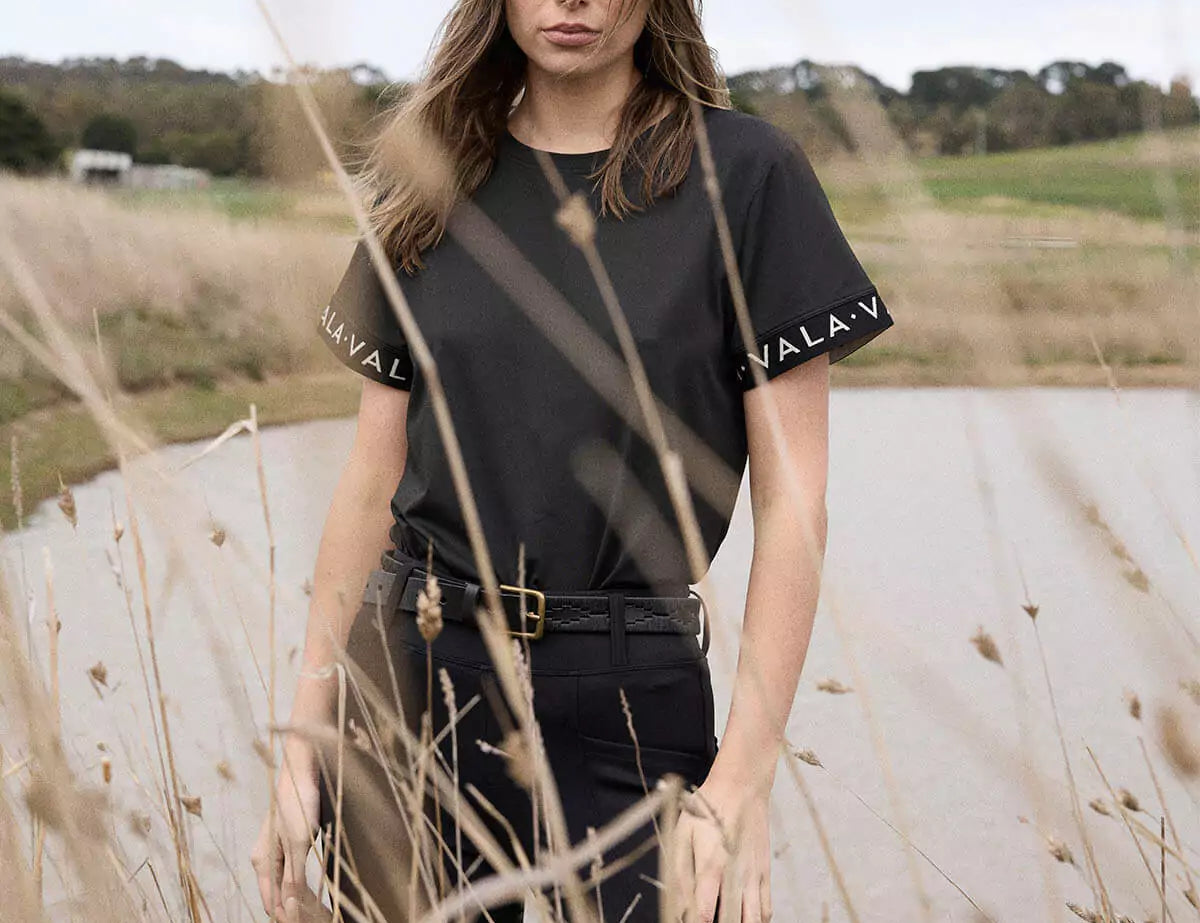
[734,288,894,390]
[319,303,414,390]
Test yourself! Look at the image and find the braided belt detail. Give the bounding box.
[361,553,702,638]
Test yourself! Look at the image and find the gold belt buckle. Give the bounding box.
[498,584,547,639]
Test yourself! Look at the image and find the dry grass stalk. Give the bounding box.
[466,781,556,922]
[1156,705,1200,777]
[618,686,662,844]
[1067,901,1141,923]
[411,711,435,916]
[425,778,680,923]
[788,746,823,768]
[463,785,527,871]
[10,434,24,525]
[813,585,934,917]
[1084,745,1178,923]
[1084,330,1200,579]
[471,600,595,920]
[108,472,207,920]
[1028,602,1115,920]
[438,667,466,920]
[960,379,1049,900]
[787,739,996,921]
[246,400,289,923]
[1028,439,1200,672]
[0,233,254,918]
[1137,736,1200,914]
[1048,836,1076,866]
[970,626,1003,666]
[0,592,143,917]
[55,476,76,530]
[779,750,862,923]
[416,542,446,902]
[298,619,552,918]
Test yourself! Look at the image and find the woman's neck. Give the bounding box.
[508,59,644,154]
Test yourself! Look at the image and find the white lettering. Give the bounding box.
[331,322,344,344]
[800,326,824,348]
[828,313,850,336]
[347,334,367,357]
[323,310,337,335]
[388,357,407,380]
[362,349,383,373]
[777,337,802,360]
[748,343,771,369]
[857,295,879,319]
[320,303,330,326]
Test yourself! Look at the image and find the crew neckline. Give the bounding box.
[500,116,669,175]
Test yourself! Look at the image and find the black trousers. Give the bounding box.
[315,582,719,922]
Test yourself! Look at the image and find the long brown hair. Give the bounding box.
[357,0,730,274]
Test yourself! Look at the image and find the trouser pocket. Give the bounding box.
[575,658,714,765]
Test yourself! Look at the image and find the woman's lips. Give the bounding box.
[541,28,600,46]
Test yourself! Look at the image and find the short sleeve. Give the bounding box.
[727,133,894,390]
[317,239,414,390]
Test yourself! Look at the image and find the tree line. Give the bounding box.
[2,54,1196,177]
[729,59,1199,157]
[0,56,393,178]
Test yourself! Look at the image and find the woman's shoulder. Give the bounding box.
[698,104,807,180]
[692,104,816,230]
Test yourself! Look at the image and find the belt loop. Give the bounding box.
[689,588,710,656]
[385,561,413,616]
[461,580,481,625]
[608,591,627,666]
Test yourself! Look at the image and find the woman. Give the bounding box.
[252,0,894,920]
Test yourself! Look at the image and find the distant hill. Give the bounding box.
[1,54,1196,177]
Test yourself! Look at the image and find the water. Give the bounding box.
[3,387,1199,922]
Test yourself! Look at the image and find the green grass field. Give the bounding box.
[120,127,1200,234]
[112,175,354,228]
[912,126,1200,229]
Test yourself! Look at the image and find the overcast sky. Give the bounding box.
[7,0,1197,93]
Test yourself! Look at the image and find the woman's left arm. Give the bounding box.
[674,352,830,923]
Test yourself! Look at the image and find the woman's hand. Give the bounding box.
[250,740,330,922]
[671,775,774,922]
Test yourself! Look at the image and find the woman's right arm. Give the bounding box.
[251,377,410,921]
[290,376,410,752]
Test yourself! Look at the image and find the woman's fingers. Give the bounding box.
[280,850,298,922]
[669,818,696,921]
[741,875,762,923]
[251,813,316,922]
[760,868,773,922]
[279,836,318,922]
[251,818,284,917]
[691,822,724,923]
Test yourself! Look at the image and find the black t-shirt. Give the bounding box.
[317,104,894,596]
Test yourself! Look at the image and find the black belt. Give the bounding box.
[361,549,709,647]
